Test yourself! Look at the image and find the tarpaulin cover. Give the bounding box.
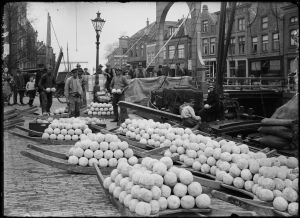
[271,93,298,120]
[125,76,196,105]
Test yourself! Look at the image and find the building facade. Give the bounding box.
[106,36,129,68]
[3,3,56,75]
[200,2,298,87]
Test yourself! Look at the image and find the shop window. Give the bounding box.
[140,45,144,57]
[163,47,166,59]
[229,61,236,77]
[237,60,246,77]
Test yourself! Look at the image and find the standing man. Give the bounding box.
[104,63,114,93]
[134,63,145,78]
[110,68,129,122]
[175,63,184,77]
[38,67,56,115]
[26,75,36,107]
[64,70,83,117]
[35,68,46,108]
[15,69,26,105]
[157,65,163,77]
[78,67,87,107]
[199,85,221,122]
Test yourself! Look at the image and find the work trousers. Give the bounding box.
[81,89,87,107]
[112,93,127,122]
[40,91,53,113]
[18,90,25,104]
[12,87,18,104]
[105,79,112,94]
[69,95,81,117]
[27,90,36,106]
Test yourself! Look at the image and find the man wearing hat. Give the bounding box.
[104,63,115,93]
[110,68,129,122]
[199,85,221,122]
[38,67,56,114]
[64,69,82,117]
[134,63,145,78]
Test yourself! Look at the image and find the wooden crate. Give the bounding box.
[29,122,49,135]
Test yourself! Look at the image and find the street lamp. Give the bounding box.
[91,11,106,86]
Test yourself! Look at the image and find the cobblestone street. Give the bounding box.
[3,95,121,217]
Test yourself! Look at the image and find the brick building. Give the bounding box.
[200,2,298,85]
[106,36,129,68]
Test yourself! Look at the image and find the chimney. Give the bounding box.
[202,5,208,13]
[146,18,149,27]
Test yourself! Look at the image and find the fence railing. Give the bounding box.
[205,77,297,92]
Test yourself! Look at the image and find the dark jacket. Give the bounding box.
[206,90,219,111]
[38,73,56,92]
[15,73,26,90]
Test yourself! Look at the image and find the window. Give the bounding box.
[262,35,268,52]
[237,60,246,77]
[238,18,245,31]
[141,44,144,57]
[262,16,268,29]
[20,38,25,48]
[169,45,175,59]
[290,16,298,24]
[238,36,245,54]
[270,60,280,71]
[272,33,279,50]
[290,29,297,46]
[178,44,185,58]
[229,61,236,77]
[202,20,208,32]
[203,39,209,55]
[252,37,258,53]
[210,38,216,54]
[229,38,236,55]
[169,27,177,36]
[163,47,166,59]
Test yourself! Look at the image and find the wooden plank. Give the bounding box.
[211,190,281,217]
[27,144,68,160]
[119,101,182,122]
[20,150,113,175]
[15,125,43,137]
[4,108,17,116]
[5,121,25,130]
[8,130,74,145]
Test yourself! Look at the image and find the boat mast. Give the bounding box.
[67,42,70,72]
[215,2,236,96]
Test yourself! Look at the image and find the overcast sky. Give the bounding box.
[27,2,220,73]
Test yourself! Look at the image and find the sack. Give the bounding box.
[258,126,293,139]
[261,118,295,126]
[257,135,291,148]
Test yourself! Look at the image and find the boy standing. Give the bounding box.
[26,76,36,107]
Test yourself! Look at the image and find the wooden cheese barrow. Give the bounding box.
[93,163,259,217]
[20,143,163,175]
[9,125,75,145]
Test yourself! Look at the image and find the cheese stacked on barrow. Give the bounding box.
[67,133,138,168]
[42,117,92,141]
[164,137,299,215]
[85,102,114,116]
[103,156,211,216]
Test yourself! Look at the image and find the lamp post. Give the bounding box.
[91,11,106,86]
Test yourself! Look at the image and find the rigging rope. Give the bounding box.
[50,16,67,71]
[145,8,195,71]
[76,4,78,52]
